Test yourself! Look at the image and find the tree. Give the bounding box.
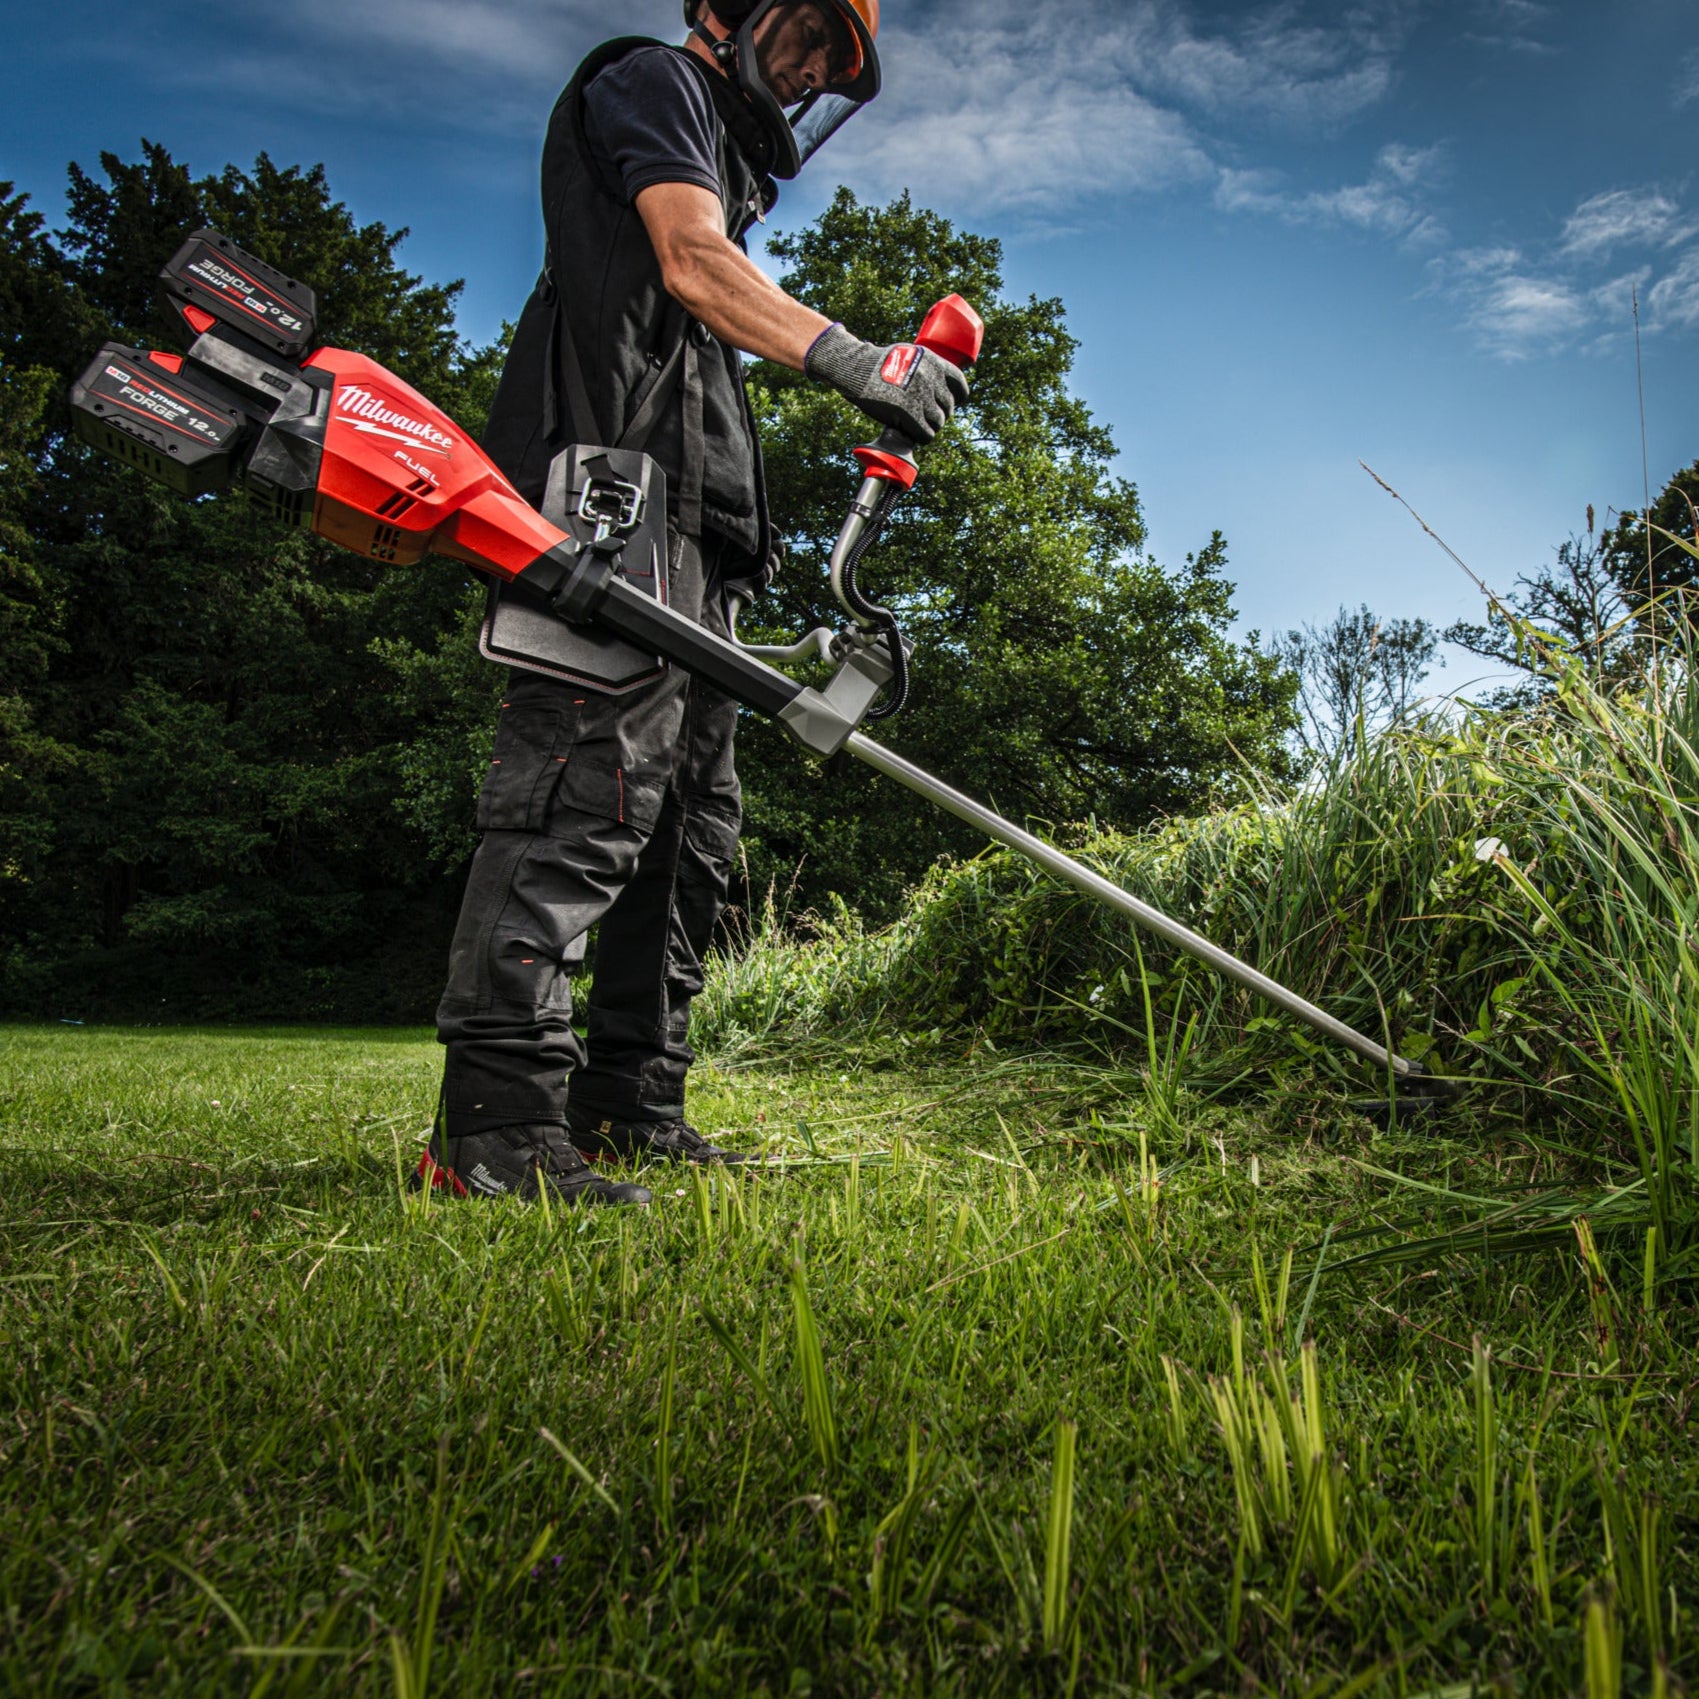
[1445,524,1634,705]
[1445,464,1699,703]
[1601,460,1699,640]
[1272,604,1440,755]
[1,145,502,1018]
[0,182,88,965]
[734,191,1294,915]
[5,164,1293,1012]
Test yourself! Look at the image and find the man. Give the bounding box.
[419,0,969,1207]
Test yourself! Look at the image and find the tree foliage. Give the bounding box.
[3,158,1289,1014]
[736,191,1294,914]
[1447,463,1699,703]
[0,145,502,1018]
[1271,603,1439,756]
[1605,460,1699,612]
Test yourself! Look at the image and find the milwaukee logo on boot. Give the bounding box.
[467,1162,508,1196]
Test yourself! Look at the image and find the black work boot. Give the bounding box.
[414,1122,651,1206]
[567,1111,766,1167]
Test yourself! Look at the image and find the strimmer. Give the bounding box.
[70,231,1436,1089]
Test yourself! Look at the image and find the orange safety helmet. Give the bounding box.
[815,0,880,98]
[687,0,882,178]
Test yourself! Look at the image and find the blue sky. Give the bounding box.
[6,0,1697,691]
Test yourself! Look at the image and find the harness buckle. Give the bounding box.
[577,474,645,543]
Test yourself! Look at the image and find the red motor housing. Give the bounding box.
[301,348,560,578]
[69,228,571,587]
[72,226,985,588]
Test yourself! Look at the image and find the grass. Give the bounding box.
[695,576,1699,1282]
[3,1023,1694,1695]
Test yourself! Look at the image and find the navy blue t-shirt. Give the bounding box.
[583,46,723,205]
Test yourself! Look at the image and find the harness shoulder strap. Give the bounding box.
[541,38,757,531]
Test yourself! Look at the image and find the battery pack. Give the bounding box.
[69,345,248,498]
[161,230,317,362]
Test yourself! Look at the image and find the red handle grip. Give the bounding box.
[850,295,983,487]
[914,294,984,369]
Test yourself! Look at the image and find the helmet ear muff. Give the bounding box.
[687,16,741,79]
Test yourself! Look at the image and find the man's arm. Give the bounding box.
[637,179,968,442]
[636,181,829,369]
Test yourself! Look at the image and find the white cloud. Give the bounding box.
[126,0,1699,366]
[1648,249,1699,332]
[1376,141,1437,186]
[1465,270,1588,358]
[1560,188,1696,258]
[1589,267,1653,325]
[166,0,677,126]
[1478,0,1548,22]
[164,0,1412,222]
[838,79,1210,218]
[819,0,1415,218]
[1121,0,1410,129]
[826,2,1214,216]
[1431,245,1587,358]
[1437,184,1699,359]
[1676,49,1699,108]
[285,0,611,86]
[1450,244,1522,276]
[1463,0,1557,55]
[1215,142,1447,246]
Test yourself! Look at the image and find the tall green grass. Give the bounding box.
[698,562,1699,1270]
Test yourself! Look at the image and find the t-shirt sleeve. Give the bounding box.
[582,48,723,203]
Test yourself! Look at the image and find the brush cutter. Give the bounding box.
[69,230,1441,1095]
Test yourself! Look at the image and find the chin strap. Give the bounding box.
[690,17,739,68]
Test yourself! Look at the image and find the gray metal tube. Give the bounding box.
[844,731,1423,1079]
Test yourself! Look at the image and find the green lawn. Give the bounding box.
[0,1025,1689,1696]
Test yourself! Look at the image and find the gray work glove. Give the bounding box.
[804,323,970,445]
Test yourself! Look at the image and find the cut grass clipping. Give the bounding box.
[2,1026,1693,1694]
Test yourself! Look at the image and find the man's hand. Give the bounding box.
[803,323,970,445]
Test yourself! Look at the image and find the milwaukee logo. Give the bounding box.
[467,1162,507,1196]
[335,386,455,453]
[880,343,922,387]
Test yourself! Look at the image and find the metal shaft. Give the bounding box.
[845,732,1422,1079]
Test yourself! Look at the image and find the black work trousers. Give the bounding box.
[436,532,741,1130]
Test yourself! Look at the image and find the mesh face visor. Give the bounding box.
[787,89,867,170]
[729,0,880,178]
